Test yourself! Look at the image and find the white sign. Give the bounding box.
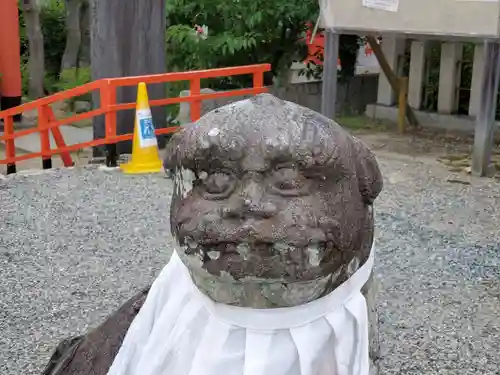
[137,109,158,148]
[362,0,399,12]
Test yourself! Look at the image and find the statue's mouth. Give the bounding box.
[182,240,340,276]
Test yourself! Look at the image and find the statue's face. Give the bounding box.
[165,94,382,307]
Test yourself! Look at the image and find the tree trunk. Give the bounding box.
[78,0,90,67]
[60,0,83,73]
[90,0,167,156]
[20,0,45,99]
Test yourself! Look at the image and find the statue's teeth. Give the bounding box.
[186,237,198,249]
[307,244,321,266]
[207,251,220,260]
[272,242,290,253]
[236,243,250,260]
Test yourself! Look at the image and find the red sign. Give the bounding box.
[303,26,341,67]
[303,26,374,67]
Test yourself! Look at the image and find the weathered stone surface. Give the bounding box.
[42,288,149,375]
[177,88,216,124]
[176,88,253,125]
[165,93,383,307]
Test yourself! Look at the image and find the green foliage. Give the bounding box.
[165,0,319,89]
[20,59,29,97]
[18,6,29,97]
[55,67,91,92]
[40,0,66,80]
[54,67,91,110]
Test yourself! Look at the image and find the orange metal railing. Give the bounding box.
[0,64,271,173]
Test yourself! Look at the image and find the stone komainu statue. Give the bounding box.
[43,94,383,375]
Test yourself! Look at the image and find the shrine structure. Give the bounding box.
[0,0,22,121]
[320,0,500,176]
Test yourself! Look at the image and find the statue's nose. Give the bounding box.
[223,176,277,219]
[240,179,277,218]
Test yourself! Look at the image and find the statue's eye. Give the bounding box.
[271,167,308,195]
[201,172,236,199]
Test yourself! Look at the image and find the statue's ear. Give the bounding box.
[163,123,199,173]
[352,138,383,205]
[163,130,183,172]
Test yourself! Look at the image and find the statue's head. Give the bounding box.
[164,94,382,308]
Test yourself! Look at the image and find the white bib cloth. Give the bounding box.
[107,247,374,375]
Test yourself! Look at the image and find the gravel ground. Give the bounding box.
[0,154,499,375]
[374,153,500,375]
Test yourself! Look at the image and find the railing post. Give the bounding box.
[253,70,264,89]
[46,106,74,167]
[4,115,16,174]
[189,78,201,122]
[102,81,118,167]
[38,106,52,170]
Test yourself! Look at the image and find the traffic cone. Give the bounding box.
[120,82,163,174]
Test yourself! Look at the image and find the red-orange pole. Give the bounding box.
[0,0,23,121]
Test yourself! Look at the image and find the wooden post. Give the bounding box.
[321,30,339,120]
[471,41,500,177]
[366,36,419,127]
[397,77,408,133]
